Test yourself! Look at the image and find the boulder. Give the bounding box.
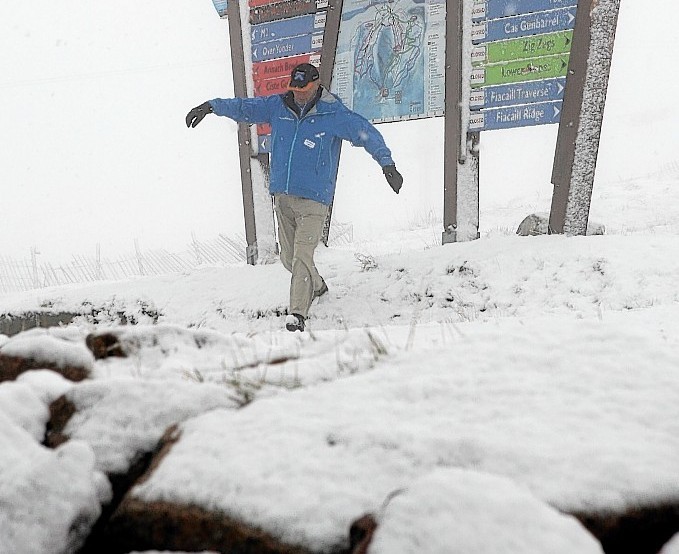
[0,329,93,382]
[104,427,313,554]
[516,213,605,236]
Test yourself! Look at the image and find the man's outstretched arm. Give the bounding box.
[339,110,403,194]
[186,96,276,127]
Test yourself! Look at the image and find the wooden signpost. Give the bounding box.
[208,0,620,261]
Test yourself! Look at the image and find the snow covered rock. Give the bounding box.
[367,469,603,554]
[0,327,93,382]
[46,378,241,477]
[0,411,109,554]
[114,314,679,552]
[0,381,51,441]
[516,212,605,236]
[84,323,389,389]
[661,533,679,554]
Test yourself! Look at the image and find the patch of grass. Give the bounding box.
[355,252,378,271]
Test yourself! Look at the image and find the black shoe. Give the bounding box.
[313,280,329,299]
[285,313,305,332]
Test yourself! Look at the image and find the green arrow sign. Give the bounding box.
[472,31,573,66]
[471,54,570,88]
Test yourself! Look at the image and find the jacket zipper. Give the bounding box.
[285,118,301,194]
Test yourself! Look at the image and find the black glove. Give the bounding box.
[186,101,213,128]
[383,165,403,194]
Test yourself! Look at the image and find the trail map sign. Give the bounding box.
[331,0,446,123]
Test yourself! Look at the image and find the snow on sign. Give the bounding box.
[250,0,328,25]
[472,0,578,22]
[251,13,326,44]
[251,33,324,62]
[331,0,446,123]
[469,100,562,131]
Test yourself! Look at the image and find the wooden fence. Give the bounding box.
[0,234,247,294]
[0,222,353,294]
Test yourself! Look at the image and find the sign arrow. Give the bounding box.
[469,100,563,131]
[474,7,577,44]
[470,77,567,110]
[472,31,574,66]
[472,54,570,88]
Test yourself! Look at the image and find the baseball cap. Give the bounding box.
[287,63,320,91]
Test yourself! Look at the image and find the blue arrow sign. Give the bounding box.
[251,33,324,62]
[472,7,576,44]
[470,77,566,110]
[469,100,562,131]
[258,134,271,154]
[251,13,326,45]
[472,0,578,22]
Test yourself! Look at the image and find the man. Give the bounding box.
[186,63,403,332]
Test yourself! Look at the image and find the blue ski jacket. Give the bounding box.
[209,88,395,205]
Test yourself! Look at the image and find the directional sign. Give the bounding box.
[254,75,291,96]
[472,31,572,65]
[470,77,566,110]
[251,33,324,62]
[252,53,320,80]
[471,54,568,88]
[250,0,328,25]
[469,100,562,131]
[472,0,578,22]
[251,13,326,44]
[249,0,287,9]
[211,0,227,17]
[258,134,272,153]
[472,7,576,44]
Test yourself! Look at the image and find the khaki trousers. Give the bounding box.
[274,194,328,318]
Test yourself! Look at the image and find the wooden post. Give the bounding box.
[550,0,621,235]
[319,0,344,247]
[227,0,267,264]
[443,0,479,245]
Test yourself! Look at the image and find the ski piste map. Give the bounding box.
[331,0,445,123]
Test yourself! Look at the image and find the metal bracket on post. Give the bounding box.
[549,0,621,235]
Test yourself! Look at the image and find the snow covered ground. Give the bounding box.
[1,166,679,553]
[2,0,679,551]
